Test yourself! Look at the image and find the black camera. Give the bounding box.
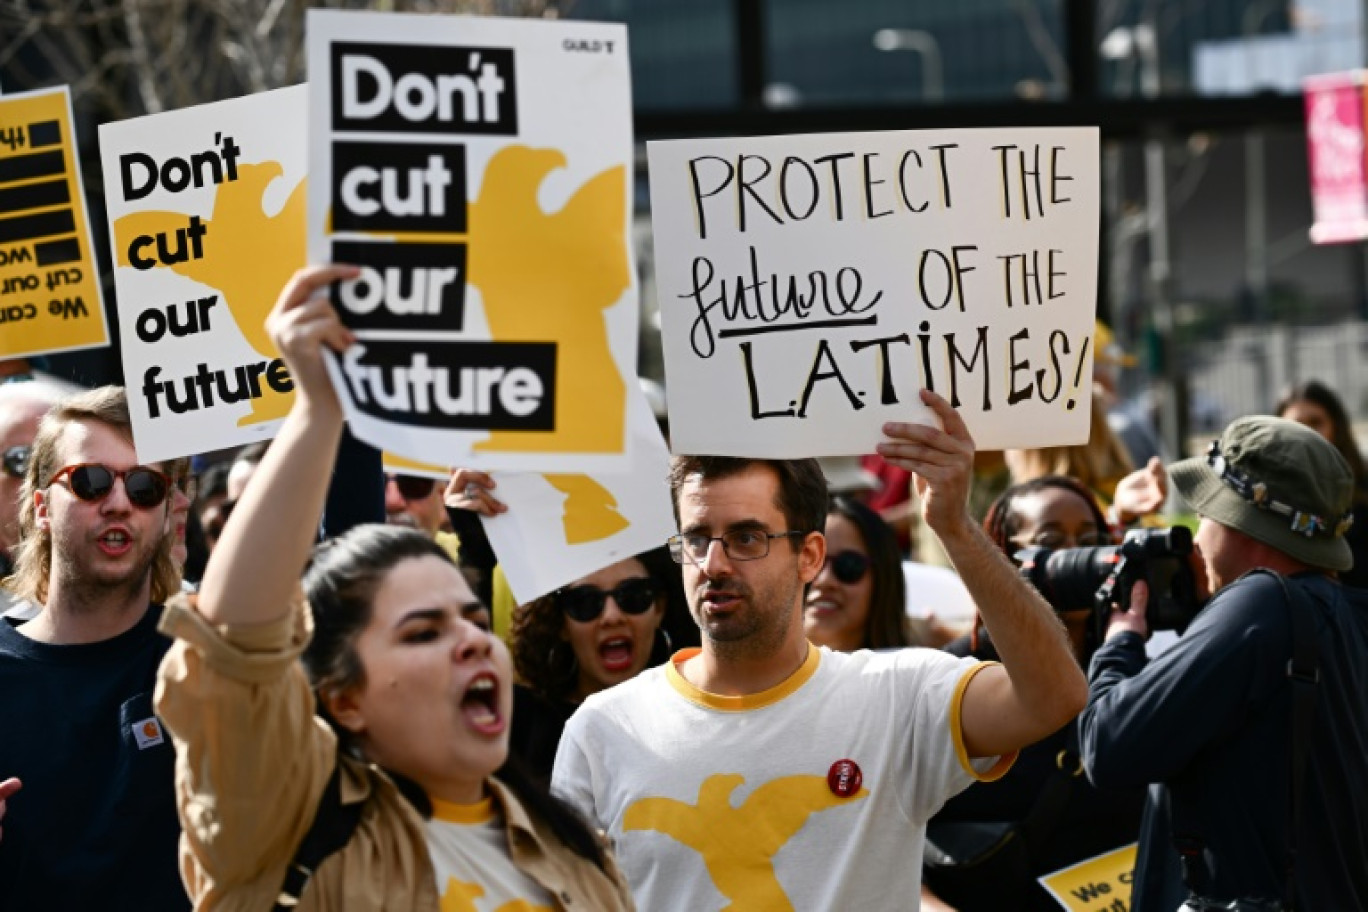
[1016,526,1205,646]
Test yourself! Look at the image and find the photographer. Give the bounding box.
[1079,417,1368,911]
[925,476,1145,910]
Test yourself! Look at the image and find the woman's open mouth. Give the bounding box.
[460,673,505,735]
[806,598,842,617]
[599,636,634,672]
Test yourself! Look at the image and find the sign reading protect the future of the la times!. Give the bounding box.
[308,11,638,473]
[649,128,1100,456]
[0,86,108,360]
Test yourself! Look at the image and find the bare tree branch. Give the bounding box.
[1,0,574,123]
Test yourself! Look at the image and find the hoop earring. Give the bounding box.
[655,626,673,656]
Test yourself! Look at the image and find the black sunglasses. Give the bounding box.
[555,577,661,623]
[2,445,30,479]
[824,550,871,585]
[48,463,171,509]
[391,474,437,500]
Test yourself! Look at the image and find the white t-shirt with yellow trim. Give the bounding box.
[425,795,557,912]
[552,643,1010,912]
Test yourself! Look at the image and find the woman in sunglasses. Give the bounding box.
[804,495,916,652]
[964,474,1114,659]
[509,549,677,782]
[922,476,1143,911]
[154,265,634,911]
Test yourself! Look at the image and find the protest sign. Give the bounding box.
[480,388,675,605]
[0,86,108,360]
[648,127,1099,455]
[308,11,638,472]
[382,387,675,606]
[99,85,307,462]
[1038,843,1136,911]
[382,451,448,482]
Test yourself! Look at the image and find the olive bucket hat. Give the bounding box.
[1170,415,1355,572]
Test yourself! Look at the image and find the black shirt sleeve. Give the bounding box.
[321,425,384,539]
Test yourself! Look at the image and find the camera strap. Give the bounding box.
[1016,726,1084,857]
[1171,570,1319,911]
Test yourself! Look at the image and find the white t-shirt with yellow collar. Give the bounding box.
[552,643,1011,912]
[425,795,557,912]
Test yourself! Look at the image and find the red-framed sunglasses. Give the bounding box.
[47,464,172,509]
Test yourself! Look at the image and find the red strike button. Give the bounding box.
[827,758,863,797]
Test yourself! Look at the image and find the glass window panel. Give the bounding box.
[763,0,1067,106]
[1099,0,1355,99]
[570,0,738,109]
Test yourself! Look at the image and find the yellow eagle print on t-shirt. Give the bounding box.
[624,772,869,911]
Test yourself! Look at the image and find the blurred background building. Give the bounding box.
[4,0,1365,458]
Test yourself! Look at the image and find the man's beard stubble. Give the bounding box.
[692,572,802,662]
[52,534,164,610]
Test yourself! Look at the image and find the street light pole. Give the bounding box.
[1134,20,1185,459]
[1242,0,1280,326]
[872,28,945,102]
[1102,20,1184,458]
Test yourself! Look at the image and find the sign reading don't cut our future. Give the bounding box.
[99,85,308,463]
[308,10,639,474]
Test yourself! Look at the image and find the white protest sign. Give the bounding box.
[481,389,675,605]
[308,11,638,472]
[0,86,109,360]
[648,128,1099,456]
[382,387,675,606]
[99,85,307,462]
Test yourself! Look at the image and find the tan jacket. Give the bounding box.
[155,594,634,912]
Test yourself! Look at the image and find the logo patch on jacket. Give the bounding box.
[132,717,164,750]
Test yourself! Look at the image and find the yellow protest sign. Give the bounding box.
[1039,843,1137,911]
[0,86,108,359]
[307,11,638,474]
[98,85,306,462]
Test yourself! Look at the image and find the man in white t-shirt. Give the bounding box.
[553,391,1087,911]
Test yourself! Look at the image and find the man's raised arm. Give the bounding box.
[877,390,1087,757]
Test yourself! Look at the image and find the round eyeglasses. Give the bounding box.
[47,464,171,509]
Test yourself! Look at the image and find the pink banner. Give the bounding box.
[1306,71,1368,244]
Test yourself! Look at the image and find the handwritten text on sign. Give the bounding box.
[649,128,1100,456]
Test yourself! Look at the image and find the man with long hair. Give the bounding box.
[0,386,189,910]
[0,378,72,613]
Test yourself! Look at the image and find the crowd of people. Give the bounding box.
[0,264,1366,912]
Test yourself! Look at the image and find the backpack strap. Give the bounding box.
[1278,573,1320,912]
[1172,569,1319,910]
[1014,725,1083,861]
[273,763,365,910]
